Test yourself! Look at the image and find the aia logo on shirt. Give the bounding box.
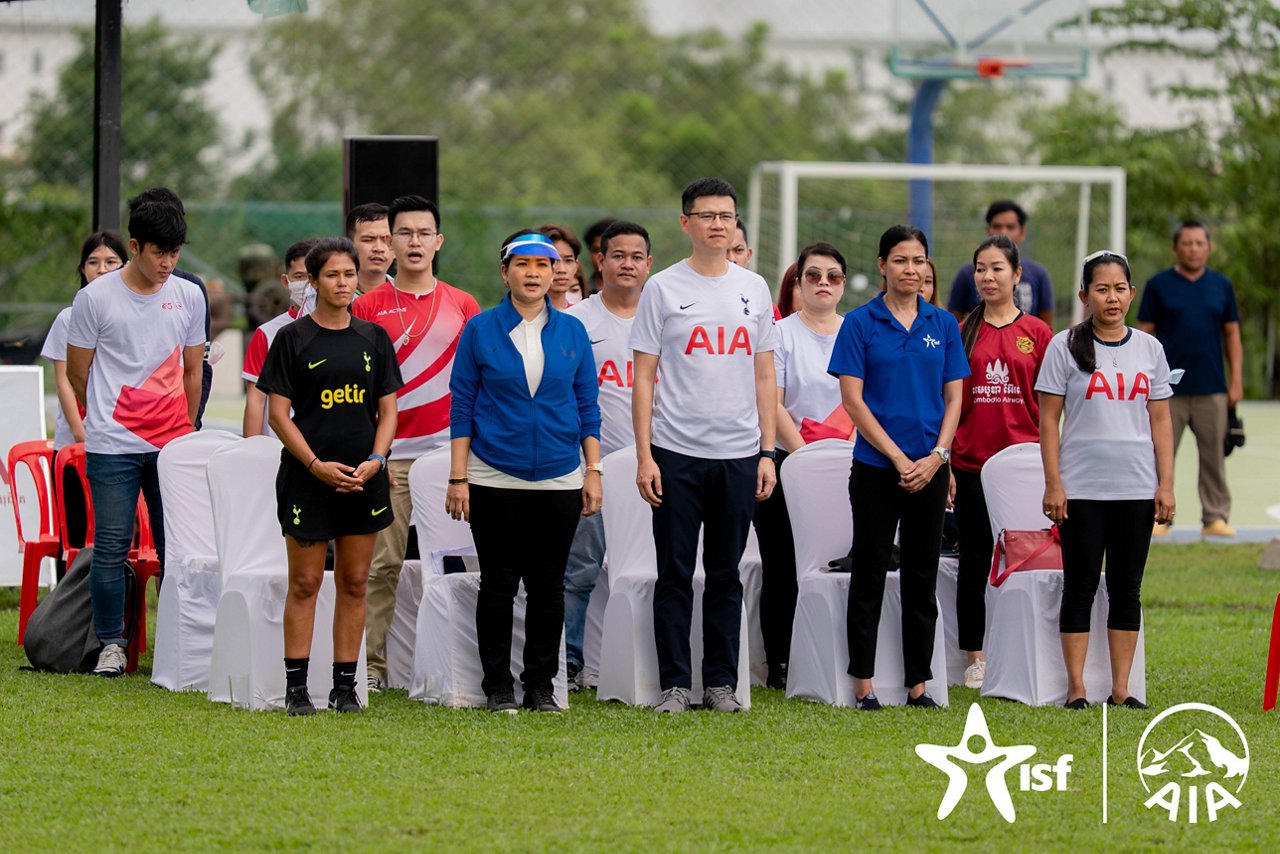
[684,326,752,356]
[598,360,634,388]
[1085,371,1151,401]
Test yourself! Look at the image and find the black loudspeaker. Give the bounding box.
[343,135,439,219]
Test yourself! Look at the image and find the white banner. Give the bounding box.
[1,366,49,587]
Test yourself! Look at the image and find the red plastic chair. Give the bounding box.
[1265,592,1280,712]
[7,439,59,645]
[54,443,95,567]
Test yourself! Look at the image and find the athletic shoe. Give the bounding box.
[1202,520,1236,538]
[1107,695,1148,710]
[1063,697,1089,710]
[702,686,744,713]
[487,689,518,715]
[92,643,127,678]
[963,660,986,689]
[285,686,317,716]
[566,662,583,694]
[522,685,562,713]
[654,686,692,714]
[1151,522,1171,537]
[367,674,383,694]
[328,686,363,713]
[906,692,941,709]
[854,692,882,711]
[766,663,788,691]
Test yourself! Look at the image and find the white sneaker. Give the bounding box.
[963,660,986,689]
[93,643,127,678]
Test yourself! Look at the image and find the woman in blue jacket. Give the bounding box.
[447,230,603,714]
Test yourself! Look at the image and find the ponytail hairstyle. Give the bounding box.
[1067,249,1132,372]
[959,235,1021,357]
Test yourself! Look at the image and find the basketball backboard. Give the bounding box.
[890,0,1090,80]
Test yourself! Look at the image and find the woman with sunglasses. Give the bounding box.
[754,242,851,690]
[1037,250,1173,710]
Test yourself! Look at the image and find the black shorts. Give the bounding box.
[275,458,394,541]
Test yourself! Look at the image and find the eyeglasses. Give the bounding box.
[687,211,737,224]
[802,269,846,286]
[1082,249,1128,265]
[393,229,438,240]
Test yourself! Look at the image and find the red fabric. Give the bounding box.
[242,327,268,380]
[953,313,1053,473]
[799,402,854,444]
[1265,592,1280,711]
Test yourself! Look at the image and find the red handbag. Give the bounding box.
[989,526,1062,587]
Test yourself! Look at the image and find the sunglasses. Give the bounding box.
[802,269,846,286]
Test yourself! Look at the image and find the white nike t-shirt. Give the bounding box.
[567,293,637,456]
[67,269,206,455]
[630,259,778,459]
[774,313,843,433]
[1035,328,1172,500]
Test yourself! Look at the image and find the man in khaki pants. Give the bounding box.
[1139,220,1242,537]
[350,195,480,691]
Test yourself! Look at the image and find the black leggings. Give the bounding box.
[950,467,991,652]
[1058,498,1154,633]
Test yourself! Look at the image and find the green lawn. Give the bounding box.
[1,544,1278,851]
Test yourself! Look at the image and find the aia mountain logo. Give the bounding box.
[984,359,1010,387]
[1137,703,1248,823]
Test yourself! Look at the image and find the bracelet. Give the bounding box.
[307,457,318,471]
[448,477,468,485]
[367,453,387,470]
[585,462,604,475]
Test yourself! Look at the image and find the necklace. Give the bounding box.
[392,281,441,351]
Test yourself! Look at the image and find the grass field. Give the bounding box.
[1,544,1277,851]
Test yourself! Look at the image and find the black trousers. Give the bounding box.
[951,467,992,652]
[753,449,797,676]
[651,446,757,691]
[846,460,949,687]
[1058,498,1154,633]
[469,483,582,696]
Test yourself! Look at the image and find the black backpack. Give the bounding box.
[24,547,139,673]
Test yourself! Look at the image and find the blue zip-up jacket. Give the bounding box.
[450,295,601,481]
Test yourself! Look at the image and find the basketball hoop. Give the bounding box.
[975,57,1031,79]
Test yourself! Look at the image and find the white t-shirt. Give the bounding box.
[774,313,843,434]
[39,307,77,449]
[1034,327,1172,500]
[567,293,637,456]
[630,259,779,459]
[67,269,206,455]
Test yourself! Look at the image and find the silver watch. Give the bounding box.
[932,446,951,464]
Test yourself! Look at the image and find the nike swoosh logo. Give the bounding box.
[371,507,388,516]
[679,303,697,310]
[589,338,607,345]
[308,359,327,369]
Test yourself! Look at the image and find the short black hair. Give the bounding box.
[583,217,619,250]
[305,237,359,280]
[284,239,319,270]
[734,216,749,244]
[985,199,1027,227]
[681,177,737,215]
[1173,219,1210,245]
[599,220,651,256]
[387,195,441,232]
[344,203,389,238]
[539,223,582,257]
[126,190,187,251]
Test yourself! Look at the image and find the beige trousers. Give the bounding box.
[365,458,415,680]
[1169,393,1231,526]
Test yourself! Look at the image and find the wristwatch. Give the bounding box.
[759,449,777,460]
[932,446,951,464]
[585,462,604,475]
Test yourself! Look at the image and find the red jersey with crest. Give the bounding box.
[952,312,1053,473]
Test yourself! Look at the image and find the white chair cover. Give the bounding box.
[782,439,949,707]
[404,448,568,707]
[152,429,239,691]
[579,556,608,687]
[740,529,767,686]
[595,445,751,708]
[979,442,1146,706]
[934,556,967,685]
[206,436,368,710]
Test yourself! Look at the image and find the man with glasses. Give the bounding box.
[351,195,480,692]
[345,203,394,295]
[631,177,779,713]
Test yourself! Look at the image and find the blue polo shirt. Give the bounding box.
[1137,267,1239,396]
[829,293,969,468]
[948,258,1054,318]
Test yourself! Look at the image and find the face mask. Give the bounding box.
[287,278,310,307]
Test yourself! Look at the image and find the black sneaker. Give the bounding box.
[766,663,788,691]
[1107,695,1148,710]
[522,684,562,713]
[328,685,363,713]
[487,688,518,715]
[566,662,583,694]
[285,686,316,716]
[1064,697,1089,710]
[906,692,941,709]
[854,692,882,711]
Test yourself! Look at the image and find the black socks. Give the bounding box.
[333,660,357,692]
[285,657,309,690]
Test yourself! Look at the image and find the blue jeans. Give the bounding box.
[86,452,165,646]
[563,511,605,669]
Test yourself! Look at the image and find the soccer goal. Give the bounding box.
[746,161,1125,320]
